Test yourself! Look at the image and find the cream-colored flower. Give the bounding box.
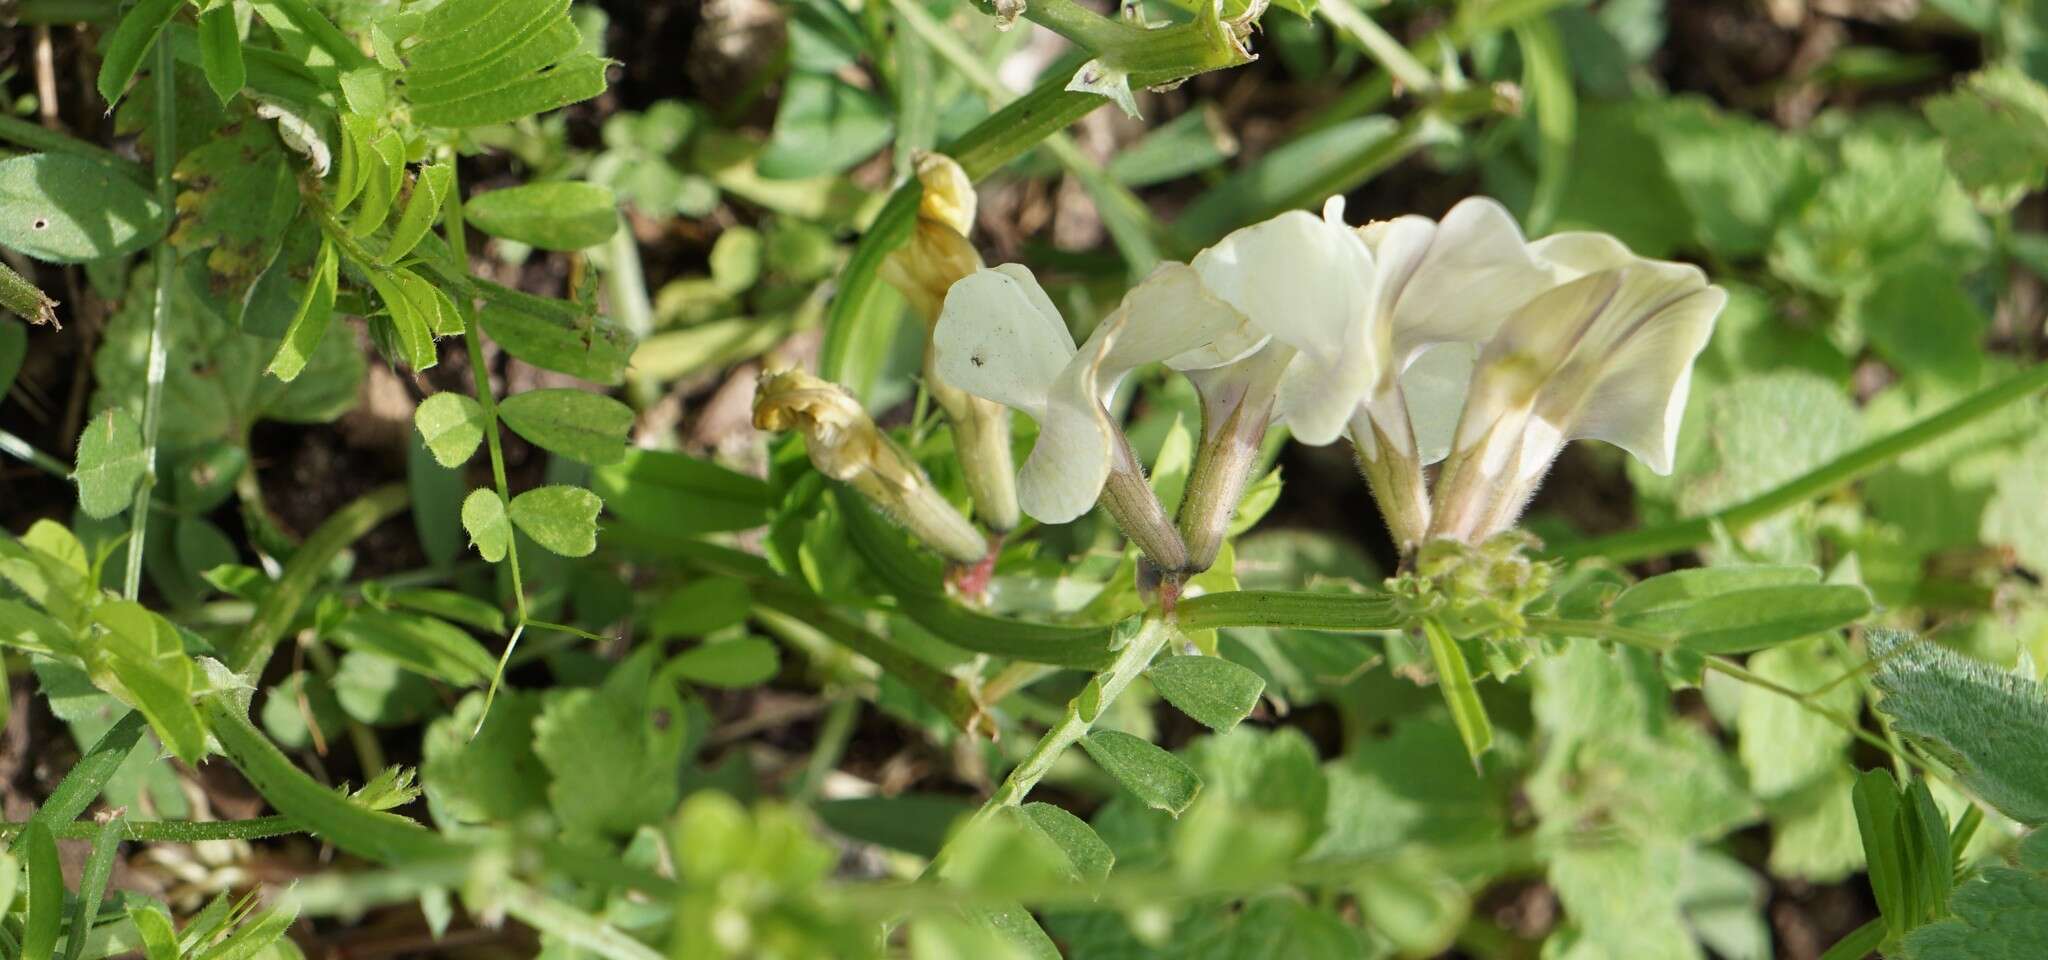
[1342,196,1558,464]
[934,262,1253,526]
[1428,234,1727,542]
[753,369,987,564]
[1168,204,1380,446]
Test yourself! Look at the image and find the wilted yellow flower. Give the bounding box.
[753,369,987,565]
[878,152,1020,533]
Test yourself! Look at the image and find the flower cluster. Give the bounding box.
[936,195,1726,578]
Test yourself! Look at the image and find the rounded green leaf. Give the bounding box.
[1147,655,1265,733]
[414,392,487,468]
[508,484,603,558]
[498,388,634,466]
[73,407,147,519]
[0,154,165,263]
[464,181,618,251]
[461,488,512,562]
[1080,729,1202,816]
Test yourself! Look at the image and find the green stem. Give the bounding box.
[439,155,529,624]
[601,216,660,410]
[930,617,1173,876]
[6,712,146,853]
[793,696,860,805]
[228,484,409,677]
[202,698,463,865]
[965,0,1132,53]
[1175,590,1406,632]
[498,881,665,960]
[1316,0,1438,95]
[0,428,71,476]
[754,581,985,733]
[0,816,299,842]
[122,37,178,601]
[1526,620,1957,792]
[1554,361,2048,564]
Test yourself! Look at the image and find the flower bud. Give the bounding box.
[753,369,988,565]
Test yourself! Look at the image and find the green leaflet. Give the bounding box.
[1146,655,1265,732]
[197,6,247,103]
[403,0,610,136]
[62,816,125,960]
[1081,729,1203,816]
[330,608,499,687]
[265,236,339,382]
[1015,802,1114,883]
[509,484,604,558]
[593,448,776,537]
[413,392,487,468]
[96,0,186,106]
[1619,583,1872,654]
[465,181,619,251]
[383,162,454,263]
[21,821,61,960]
[477,284,633,384]
[352,128,410,237]
[667,637,780,688]
[364,266,439,371]
[73,406,148,519]
[462,488,513,562]
[497,388,634,465]
[407,17,581,103]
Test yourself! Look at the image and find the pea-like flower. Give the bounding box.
[1338,196,1558,551]
[1427,233,1727,543]
[934,262,1254,570]
[753,369,988,566]
[1169,197,1555,564]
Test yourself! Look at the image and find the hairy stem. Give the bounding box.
[930,617,1174,877]
[439,156,530,624]
[121,38,177,600]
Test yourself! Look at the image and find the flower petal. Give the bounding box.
[1084,263,1252,400]
[933,265,1076,416]
[1191,209,1381,445]
[1398,340,1478,465]
[1368,197,1558,359]
[1015,396,1114,523]
[1015,264,1250,523]
[1552,283,1725,474]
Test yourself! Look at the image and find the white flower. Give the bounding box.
[1167,205,1380,446]
[1343,195,1559,464]
[935,262,1253,524]
[1429,233,1727,542]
